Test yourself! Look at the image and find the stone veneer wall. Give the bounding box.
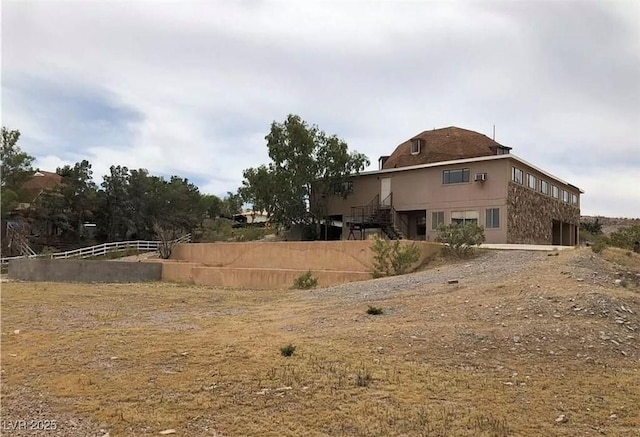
[506,182,580,244]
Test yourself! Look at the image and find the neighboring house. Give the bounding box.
[2,171,65,256]
[325,126,583,245]
[20,170,64,204]
[233,209,270,227]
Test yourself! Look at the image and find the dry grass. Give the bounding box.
[600,247,640,270]
[2,248,640,436]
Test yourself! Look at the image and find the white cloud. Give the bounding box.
[2,0,639,216]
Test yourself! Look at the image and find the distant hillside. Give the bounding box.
[581,216,640,235]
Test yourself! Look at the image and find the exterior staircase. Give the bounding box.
[349,194,408,240]
[5,221,36,257]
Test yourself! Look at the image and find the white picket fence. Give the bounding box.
[0,234,191,269]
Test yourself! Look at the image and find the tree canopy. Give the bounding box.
[95,166,206,241]
[239,114,369,230]
[1,127,35,216]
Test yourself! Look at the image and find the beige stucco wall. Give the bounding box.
[326,156,581,245]
[170,240,440,271]
[326,160,510,243]
[185,267,372,289]
[160,241,442,289]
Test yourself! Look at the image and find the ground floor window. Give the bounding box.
[485,208,500,228]
[451,210,479,226]
[431,211,445,230]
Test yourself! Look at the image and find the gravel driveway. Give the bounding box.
[310,249,550,301]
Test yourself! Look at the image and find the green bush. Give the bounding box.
[200,218,234,242]
[366,306,384,315]
[590,238,609,254]
[371,236,421,278]
[232,226,273,242]
[609,225,640,250]
[280,344,296,357]
[293,270,318,289]
[580,218,603,235]
[436,223,485,257]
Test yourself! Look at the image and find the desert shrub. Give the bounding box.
[371,236,421,278]
[280,344,296,357]
[436,223,485,257]
[366,306,384,315]
[591,238,609,254]
[371,237,393,277]
[580,229,598,245]
[39,246,57,256]
[199,218,234,242]
[356,368,372,387]
[293,270,318,289]
[232,226,273,242]
[609,225,640,250]
[580,218,603,235]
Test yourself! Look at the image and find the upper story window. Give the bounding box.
[540,180,549,195]
[332,180,353,195]
[551,185,559,199]
[511,167,523,184]
[527,174,537,190]
[410,138,423,155]
[571,194,579,206]
[497,147,509,155]
[443,168,470,184]
[562,190,569,203]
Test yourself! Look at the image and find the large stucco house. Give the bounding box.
[324,126,583,245]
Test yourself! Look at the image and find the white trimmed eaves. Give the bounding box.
[354,154,584,194]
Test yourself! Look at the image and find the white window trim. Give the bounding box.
[410,139,421,155]
[485,208,500,229]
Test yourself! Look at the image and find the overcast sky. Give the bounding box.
[2,1,639,217]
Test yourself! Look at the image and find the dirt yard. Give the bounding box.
[1,248,639,436]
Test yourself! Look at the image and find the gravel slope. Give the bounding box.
[310,249,550,301]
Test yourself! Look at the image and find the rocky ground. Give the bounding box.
[1,247,639,436]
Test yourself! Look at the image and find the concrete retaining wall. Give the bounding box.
[170,241,440,271]
[8,258,162,283]
[161,240,441,289]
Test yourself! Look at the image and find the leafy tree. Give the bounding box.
[196,194,220,228]
[56,160,97,238]
[96,167,206,242]
[239,166,276,218]
[158,175,202,233]
[240,114,369,231]
[220,192,243,219]
[31,190,72,238]
[580,218,603,235]
[1,127,34,215]
[96,165,132,241]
